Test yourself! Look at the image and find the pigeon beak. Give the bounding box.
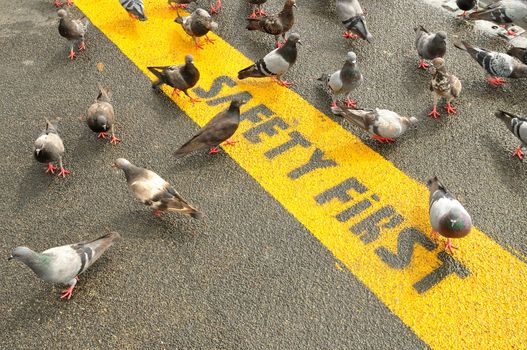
[111,163,117,168]
[293,3,297,8]
[297,40,302,45]
[35,149,41,155]
[7,255,13,261]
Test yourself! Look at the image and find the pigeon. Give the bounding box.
[53,0,73,8]
[174,8,218,49]
[174,99,247,156]
[331,105,418,143]
[336,0,372,42]
[119,0,147,21]
[507,46,527,65]
[87,86,121,144]
[58,9,89,60]
[318,51,363,108]
[427,176,472,254]
[468,0,527,36]
[494,110,527,160]
[238,32,300,87]
[112,158,202,218]
[414,26,447,69]
[428,58,462,119]
[34,119,71,178]
[8,232,120,300]
[456,0,478,17]
[168,0,197,9]
[147,54,201,103]
[248,0,267,18]
[454,40,527,86]
[246,0,296,48]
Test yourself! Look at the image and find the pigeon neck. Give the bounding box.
[280,3,295,17]
[20,251,51,276]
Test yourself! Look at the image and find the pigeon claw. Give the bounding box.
[66,0,74,5]
[487,77,507,86]
[249,11,257,18]
[343,31,358,39]
[205,35,215,44]
[98,132,108,139]
[428,106,441,119]
[224,139,237,146]
[417,59,429,69]
[257,8,266,16]
[54,0,64,7]
[430,230,440,243]
[275,40,283,48]
[60,285,75,300]
[194,39,205,49]
[272,77,292,87]
[57,166,71,178]
[153,210,163,217]
[208,147,219,154]
[344,98,357,109]
[457,11,467,17]
[109,134,121,145]
[189,96,201,104]
[171,88,181,97]
[372,135,395,143]
[444,103,457,114]
[46,163,57,174]
[512,146,525,160]
[68,49,76,60]
[445,239,458,255]
[210,4,217,14]
[78,41,86,51]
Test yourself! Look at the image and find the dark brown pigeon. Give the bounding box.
[57,9,89,60]
[246,0,296,47]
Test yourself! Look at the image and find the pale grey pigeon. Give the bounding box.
[238,32,300,87]
[247,0,267,18]
[174,8,218,49]
[112,158,202,218]
[58,9,89,60]
[427,176,472,254]
[469,0,527,35]
[414,25,447,69]
[318,51,363,108]
[174,99,247,156]
[119,0,147,21]
[507,46,527,65]
[87,86,120,144]
[331,105,418,143]
[336,0,372,42]
[246,0,296,48]
[454,40,527,85]
[147,55,201,103]
[495,110,527,160]
[428,58,462,119]
[34,119,71,178]
[8,232,120,300]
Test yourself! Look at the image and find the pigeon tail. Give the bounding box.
[245,18,261,30]
[237,64,265,79]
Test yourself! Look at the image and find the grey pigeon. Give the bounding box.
[331,105,418,143]
[58,9,89,60]
[414,25,447,69]
[454,40,527,85]
[34,119,71,178]
[8,232,120,300]
[495,110,527,160]
[87,86,120,144]
[112,158,202,218]
[119,0,147,21]
[246,0,296,48]
[238,32,300,87]
[336,0,372,42]
[507,46,527,65]
[318,51,363,108]
[428,58,462,119]
[174,99,247,156]
[469,0,527,35]
[174,8,218,49]
[456,0,478,17]
[427,176,472,254]
[147,55,201,103]
[248,0,267,18]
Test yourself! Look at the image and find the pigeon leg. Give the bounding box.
[109,133,121,145]
[512,146,525,160]
[153,209,163,217]
[343,31,358,39]
[249,6,257,18]
[172,88,181,97]
[78,41,86,51]
[428,95,440,118]
[68,44,76,60]
[98,131,108,139]
[445,239,458,255]
[372,135,396,143]
[430,230,439,242]
[457,10,467,17]
[54,0,63,7]
[275,38,283,48]
[46,162,57,174]
[224,139,237,146]
[257,6,266,16]
[271,76,293,87]
[330,101,338,108]
[183,90,201,103]
[210,1,217,14]
[66,0,74,5]
[445,102,457,114]
[417,59,429,69]
[193,37,204,49]
[486,76,507,86]
[344,97,357,108]
[57,158,71,178]
[205,35,215,44]
[60,278,78,300]
[208,147,219,154]
[215,0,222,12]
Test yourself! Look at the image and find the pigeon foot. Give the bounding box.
[98,132,108,139]
[344,98,357,108]
[445,239,458,255]
[512,146,525,160]
[60,285,76,300]
[54,0,63,7]
[78,42,86,51]
[57,166,71,178]
[417,59,429,69]
[224,139,237,146]
[445,103,457,114]
[343,31,358,39]
[109,133,121,145]
[205,35,215,44]
[153,210,163,217]
[68,49,76,60]
[372,135,395,143]
[46,163,57,174]
[428,106,440,119]
[208,147,219,154]
[487,77,506,86]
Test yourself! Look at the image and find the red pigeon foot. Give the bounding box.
[417,59,429,69]
[57,166,71,178]
[68,49,76,60]
[109,134,121,145]
[46,163,57,174]
[208,147,219,154]
[98,132,108,139]
[445,103,457,114]
[372,135,395,143]
[153,210,163,217]
[344,98,357,108]
[60,285,76,300]
[487,77,506,86]
[343,31,358,39]
[54,0,63,7]
[78,42,86,51]
[445,239,458,255]
[428,106,440,119]
[512,146,525,160]
[224,139,237,146]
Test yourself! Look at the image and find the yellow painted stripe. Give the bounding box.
[76,1,527,348]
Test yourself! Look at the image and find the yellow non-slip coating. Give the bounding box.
[76,1,527,348]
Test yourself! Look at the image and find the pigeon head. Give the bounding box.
[8,246,34,262]
[346,51,357,64]
[285,0,297,8]
[194,8,211,18]
[402,116,418,126]
[286,32,301,44]
[112,158,132,170]
[229,99,248,109]
[57,9,67,18]
[426,176,443,193]
[435,31,447,41]
[432,57,445,67]
[185,55,194,64]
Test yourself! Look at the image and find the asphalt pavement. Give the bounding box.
[0,0,525,348]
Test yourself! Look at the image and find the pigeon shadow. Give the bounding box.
[14,163,57,210]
